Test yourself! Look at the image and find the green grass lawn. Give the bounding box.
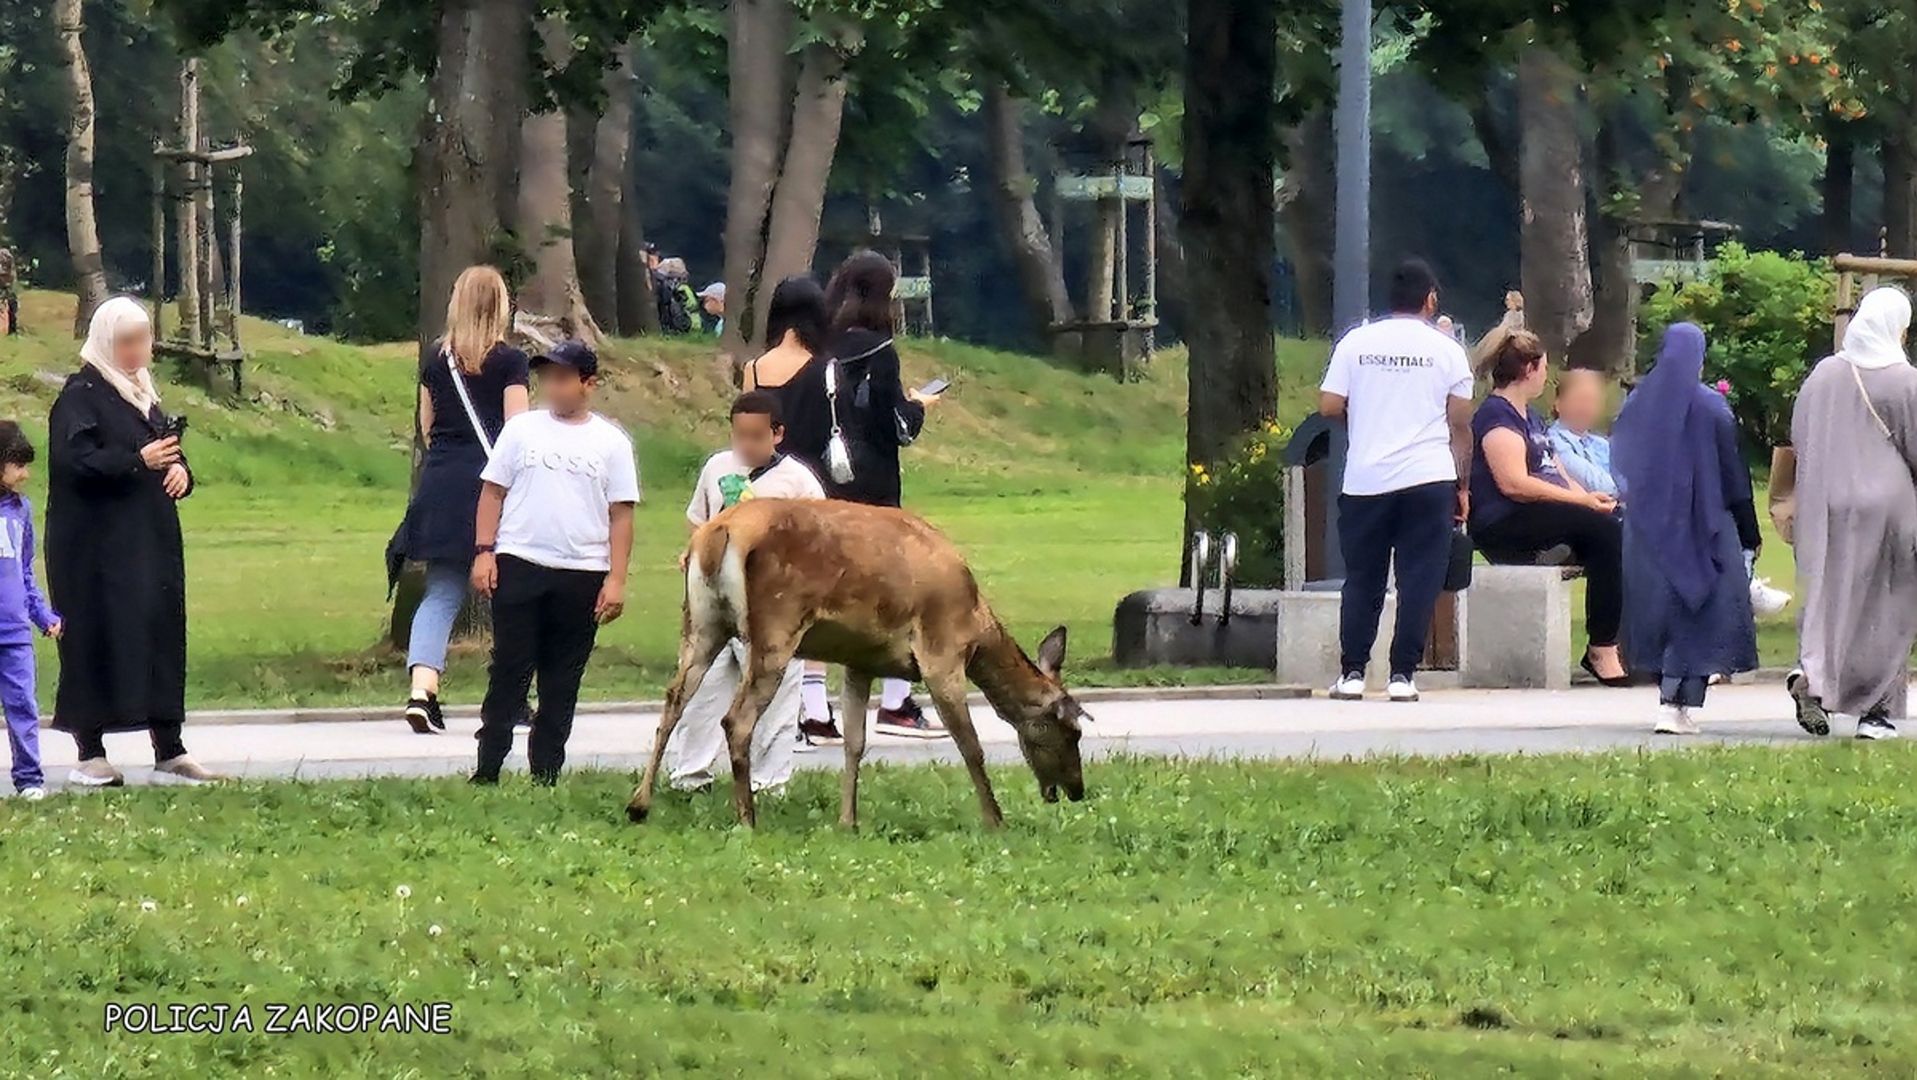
[5,748,1916,1074]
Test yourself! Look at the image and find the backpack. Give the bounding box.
[653,269,692,334]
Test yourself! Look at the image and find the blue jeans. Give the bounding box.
[407,560,469,674]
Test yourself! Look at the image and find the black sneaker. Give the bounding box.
[1857,713,1899,741]
[468,770,500,785]
[800,717,844,746]
[1787,669,1830,737]
[405,694,445,734]
[875,697,948,740]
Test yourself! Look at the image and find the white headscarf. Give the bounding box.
[1839,287,1913,371]
[80,297,161,414]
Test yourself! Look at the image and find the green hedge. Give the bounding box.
[1639,243,1832,451]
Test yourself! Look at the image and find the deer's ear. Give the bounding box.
[1036,626,1069,678]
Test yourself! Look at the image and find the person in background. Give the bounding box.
[470,341,639,784]
[1319,259,1473,704]
[0,422,58,800]
[47,298,216,786]
[386,266,529,734]
[821,250,942,735]
[743,275,842,745]
[1467,331,1628,685]
[1546,368,1619,499]
[667,391,825,791]
[1789,286,1917,740]
[653,257,697,335]
[699,282,727,337]
[0,247,18,336]
[1611,323,1759,734]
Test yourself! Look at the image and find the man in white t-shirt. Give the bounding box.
[1318,259,1474,703]
[666,391,825,794]
[470,340,641,784]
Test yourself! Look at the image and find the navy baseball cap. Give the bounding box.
[533,339,599,378]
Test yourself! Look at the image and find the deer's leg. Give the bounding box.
[721,651,794,829]
[628,630,727,823]
[925,670,1004,830]
[839,670,875,829]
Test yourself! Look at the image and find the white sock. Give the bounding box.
[881,679,911,711]
[801,673,830,723]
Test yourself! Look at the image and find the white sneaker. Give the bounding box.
[68,758,125,787]
[1387,676,1419,703]
[1750,577,1793,617]
[1857,715,1900,741]
[1654,705,1700,735]
[1329,673,1365,701]
[17,786,46,801]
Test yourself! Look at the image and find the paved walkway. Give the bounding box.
[32,682,1853,789]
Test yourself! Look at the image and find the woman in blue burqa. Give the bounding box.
[1610,322,1760,734]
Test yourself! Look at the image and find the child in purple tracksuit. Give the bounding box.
[0,422,60,800]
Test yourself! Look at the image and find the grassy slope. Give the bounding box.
[5,748,1917,1074]
[1,291,1337,708]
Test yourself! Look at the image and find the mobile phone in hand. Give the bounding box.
[918,378,950,397]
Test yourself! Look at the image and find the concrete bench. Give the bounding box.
[1461,562,1581,690]
[1113,589,1280,669]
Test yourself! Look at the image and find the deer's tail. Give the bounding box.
[684,520,741,637]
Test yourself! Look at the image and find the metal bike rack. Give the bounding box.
[1186,529,1241,626]
[1217,531,1239,626]
[1187,531,1212,626]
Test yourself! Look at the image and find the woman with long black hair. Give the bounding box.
[820,251,942,736]
[741,276,842,746]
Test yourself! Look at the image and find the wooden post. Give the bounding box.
[175,60,201,347]
[1144,143,1158,327]
[227,170,242,350]
[1114,160,1129,322]
[149,148,165,341]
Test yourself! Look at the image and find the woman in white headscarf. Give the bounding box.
[1789,286,1917,740]
[46,297,219,785]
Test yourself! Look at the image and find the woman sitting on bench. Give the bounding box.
[1467,331,1628,686]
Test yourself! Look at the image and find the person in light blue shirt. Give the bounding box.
[1547,367,1619,499]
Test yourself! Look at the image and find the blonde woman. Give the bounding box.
[385,267,529,732]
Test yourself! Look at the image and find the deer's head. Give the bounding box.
[1008,626,1090,803]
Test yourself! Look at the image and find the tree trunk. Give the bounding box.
[1822,119,1854,256]
[1278,107,1335,338]
[54,0,107,337]
[1517,46,1593,366]
[1082,87,1136,323]
[1182,0,1278,580]
[718,0,797,368]
[1883,131,1915,258]
[516,19,602,341]
[982,82,1072,342]
[615,126,659,335]
[402,0,532,649]
[417,0,532,347]
[579,42,636,334]
[750,35,852,350]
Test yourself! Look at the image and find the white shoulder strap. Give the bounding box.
[444,348,494,456]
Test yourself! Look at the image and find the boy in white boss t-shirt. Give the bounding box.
[1318,259,1474,703]
[470,340,641,785]
[666,391,825,794]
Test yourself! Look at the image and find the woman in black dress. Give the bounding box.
[48,297,215,786]
[820,251,942,736]
[742,276,841,744]
[385,266,529,732]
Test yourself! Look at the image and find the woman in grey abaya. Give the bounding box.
[1790,286,1917,740]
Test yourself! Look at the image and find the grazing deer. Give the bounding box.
[625,499,1090,829]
